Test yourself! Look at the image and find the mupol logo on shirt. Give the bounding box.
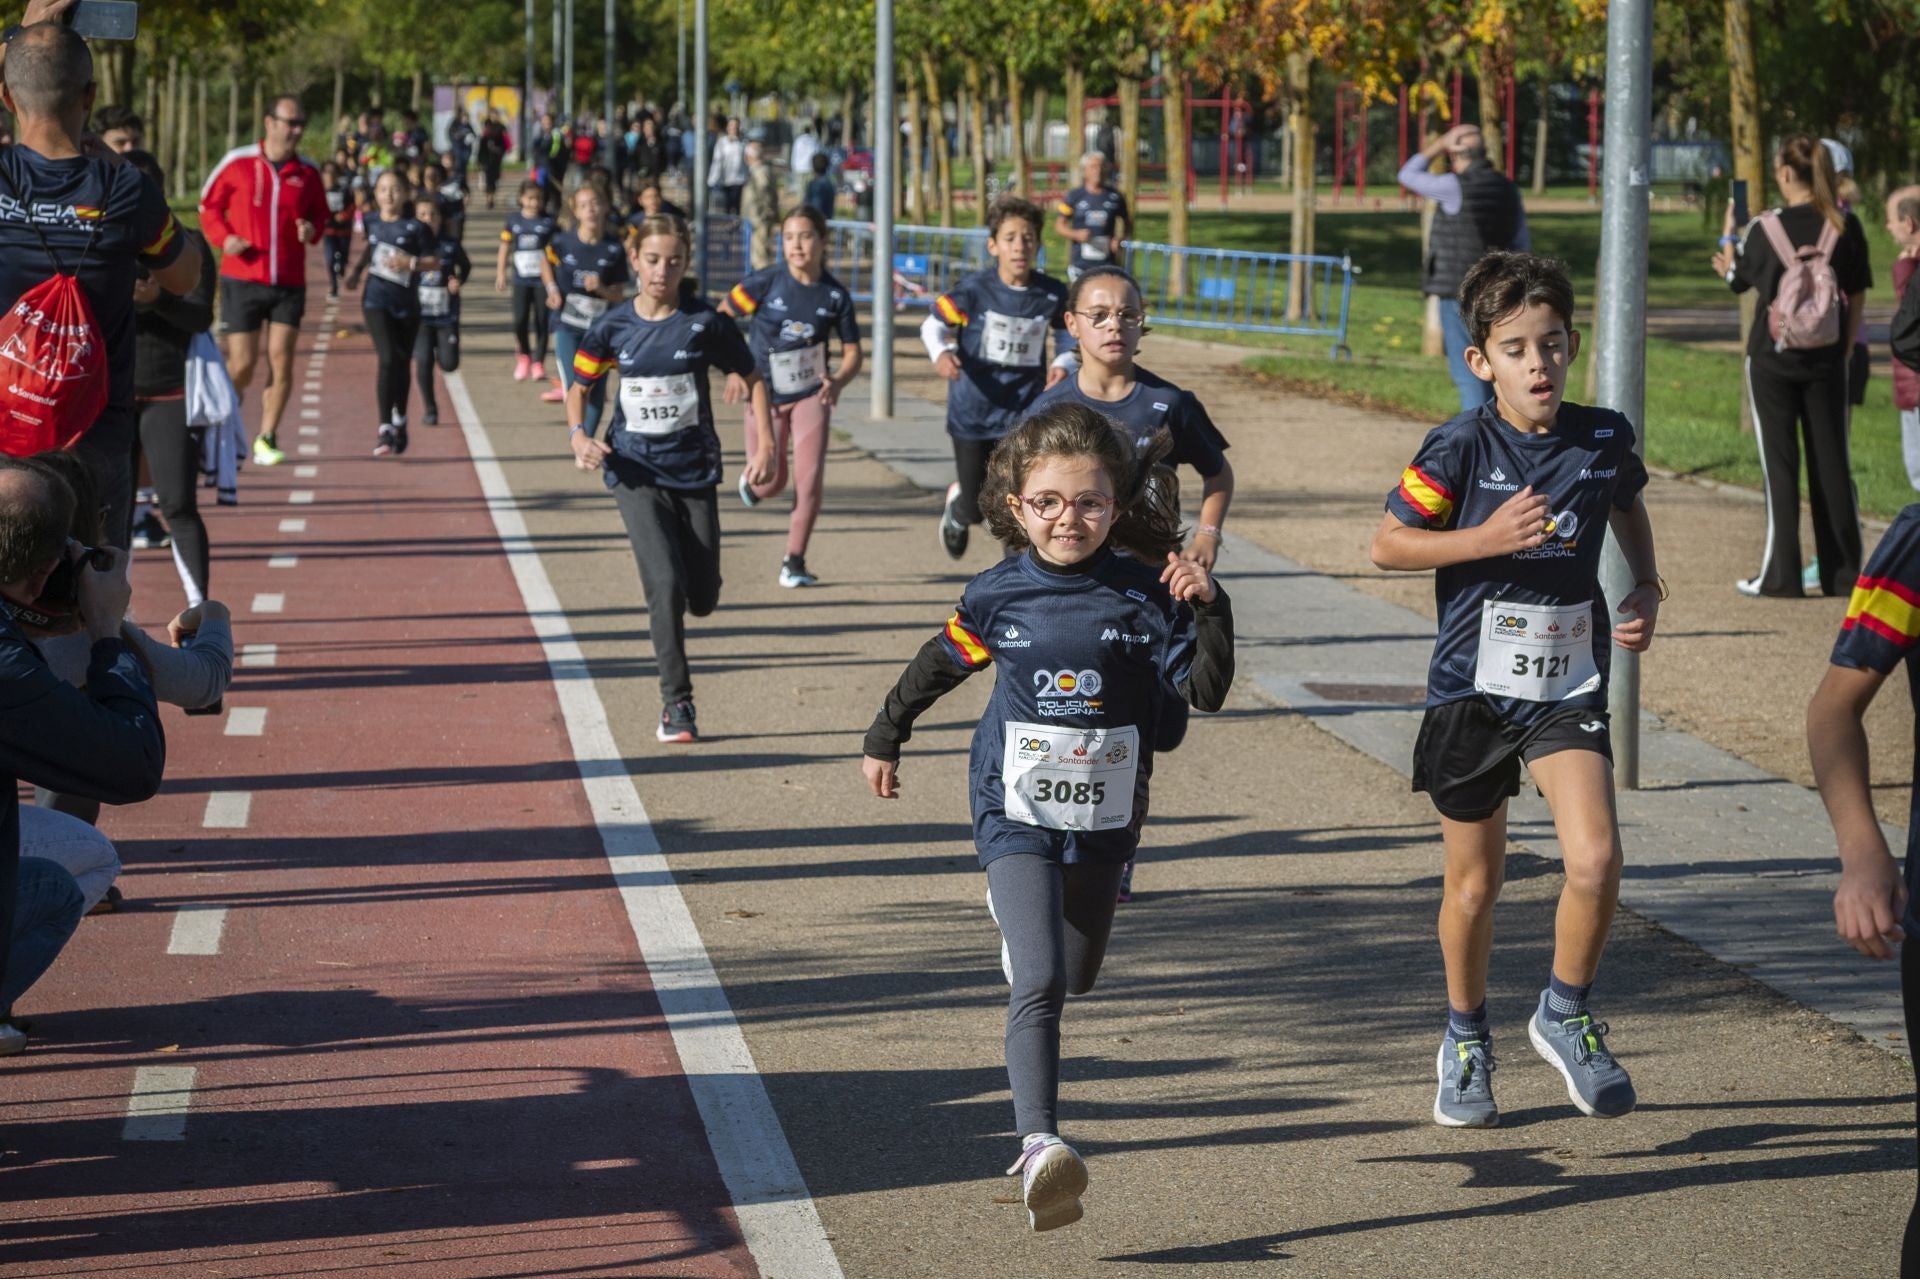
[671,349,693,359]
[1101,627,1148,644]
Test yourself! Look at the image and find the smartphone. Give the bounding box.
[67,0,138,40]
[1731,179,1750,229]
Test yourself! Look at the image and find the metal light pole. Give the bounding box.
[870,0,894,418]
[693,0,709,286]
[603,0,614,130]
[1594,0,1653,788]
[563,0,575,119]
[523,0,534,163]
[677,0,686,111]
[551,0,562,127]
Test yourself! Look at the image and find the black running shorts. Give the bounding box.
[220,279,307,333]
[1411,697,1612,822]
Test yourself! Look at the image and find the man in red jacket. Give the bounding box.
[200,96,326,466]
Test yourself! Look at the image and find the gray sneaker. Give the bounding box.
[1528,990,1636,1118]
[1433,1033,1498,1128]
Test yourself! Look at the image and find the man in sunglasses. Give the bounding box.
[200,94,328,467]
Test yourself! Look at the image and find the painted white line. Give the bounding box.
[447,370,846,1278]
[301,394,320,404]
[302,381,321,391]
[297,445,320,456]
[301,409,321,419]
[239,643,277,668]
[268,555,298,569]
[167,905,229,954]
[202,791,251,829]
[225,707,267,737]
[251,592,284,614]
[294,466,318,478]
[289,491,314,504]
[123,1066,196,1141]
[279,518,308,533]
[298,425,320,435]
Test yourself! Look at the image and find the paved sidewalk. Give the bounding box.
[837,376,1910,1055]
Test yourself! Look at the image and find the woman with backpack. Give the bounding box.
[1712,132,1872,599]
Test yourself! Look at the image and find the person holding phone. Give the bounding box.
[1712,133,1871,599]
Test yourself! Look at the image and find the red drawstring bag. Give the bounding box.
[0,272,109,455]
[0,167,109,456]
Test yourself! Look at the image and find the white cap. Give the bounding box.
[1821,138,1853,176]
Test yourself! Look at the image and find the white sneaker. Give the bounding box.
[985,887,1012,985]
[1734,576,1764,598]
[0,1023,26,1056]
[1005,1135,1088,1232]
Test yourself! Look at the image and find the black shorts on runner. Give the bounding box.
[1411,697,1612,822]
[221,279,307,333]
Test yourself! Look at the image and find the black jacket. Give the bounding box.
[134,227,215,399]
[1894,262,1920,376]
[1424,160,1523,299]
[0,618,166,998]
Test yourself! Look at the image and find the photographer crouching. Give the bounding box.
[0,457,164,1051]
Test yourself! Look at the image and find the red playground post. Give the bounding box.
[1587,89,1601,198]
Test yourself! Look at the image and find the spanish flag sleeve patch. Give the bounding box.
[1055,200,1074,218]
[942,610,992,669]
[1842,575,1920,651]
[140,215,179,258]
[1397,464,1455,526]
[571,348,617,382]
[728,282,759,315]
[934,293,967,328]
[500,227,515,243]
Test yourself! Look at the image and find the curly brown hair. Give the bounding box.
[980,403,1183,561]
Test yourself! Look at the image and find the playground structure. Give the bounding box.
[1082,80,1257,208]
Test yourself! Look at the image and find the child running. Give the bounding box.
[345,170,437,457]
[497,180,557,384]
[1368,251,1661,1128]
[861,404,1234,1231]
[717,205,863,588]
[541,183,629,419]
[1032,263,1236,899]
[921,194,1074,559]
[320,159,355,299]
[565,214,773,744]
[410,196,470,428]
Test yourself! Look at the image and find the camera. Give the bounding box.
[9,542,114,631]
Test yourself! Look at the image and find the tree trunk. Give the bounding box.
[840,82,855,152]
[1286,51,1316,320]
[173,66,191,200]
[372,69,384,112]
[1031,84,1049,162]
[905,75,924,219]
[198,72,208,191]
[922,53,953,227]
[1725,0,1764,433]
[412,70,425,113]
[94,44,130,105]
[333,60,346,141]
[965,57,987,222]
[144,67,158,151]
[162,58,179,187]
[1162,67,1188,295]
[227,63,240,152]
[1117,75,1141,214]
[1531,75,1550,195]
[1064,61,1085,161]
[252,80,263,133]
[1005,56,1027,197]
[865,74,876,151]
[1475,47,1504,174]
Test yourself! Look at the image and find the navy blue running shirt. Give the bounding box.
[417,234,471,328]
[361,214,432,318]
[726,265,859,405]
[569,297,755,491]
[931,267,1071,441]
[501,212,556,286]
[1031,365,1229,479]
[1384,401,1649,726]
[1055,185,1129,274]
[1828,504,1920,936]
[546,230,628,331]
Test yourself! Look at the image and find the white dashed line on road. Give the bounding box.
[294,466,317,478]
[202,791,251,829]
[301,394,319,404]
[302,381,320,391]
[224,707,267,736]
[239,643,277,668]
[268,555,298,569]
[298,425,320,435]
[167,905,229,954]
[289,491,314,504]
[251,593,285,614]
[301,409,321,419]
[297,445,319,456]
[123,1067,196,1141]
[279,518,307,532]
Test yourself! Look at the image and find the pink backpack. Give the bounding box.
[1756,212,1842,351]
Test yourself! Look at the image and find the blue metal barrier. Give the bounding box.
[699,213,752,293]
[1123,240,1358,360]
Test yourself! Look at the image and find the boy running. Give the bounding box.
[1368,252,1662,1128]
[920,194,1074,559]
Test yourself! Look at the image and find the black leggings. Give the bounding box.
[512,284,550,362]
[986,854,1126,1137]
[413,323,461,415]
[609,479,721,703]
[365,307,422,427]
[324,237,350,292]
[952,435,995,527]
[1904,941,1920,1276]
[136,396,208,599]
[1747,354,1861,596]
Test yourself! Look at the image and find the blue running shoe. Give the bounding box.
[1528,989,1636,1118]
[1433,1032,1498,1128]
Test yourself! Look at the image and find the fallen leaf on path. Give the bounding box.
[724,909,762,920]
[992,1195,1020,1204]
[156,1044,179,1053]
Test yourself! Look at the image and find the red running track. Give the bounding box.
[0,271,759,1277]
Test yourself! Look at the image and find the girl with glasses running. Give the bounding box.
[860,404,1235,1233]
